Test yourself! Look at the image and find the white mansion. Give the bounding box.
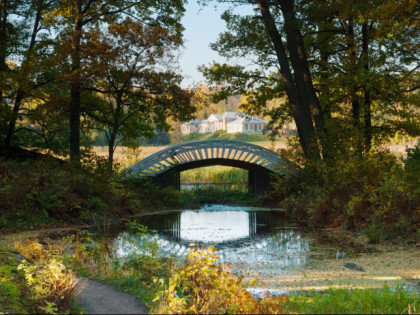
[181,112,267,135]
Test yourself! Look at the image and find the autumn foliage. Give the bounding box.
[154,245,288,314]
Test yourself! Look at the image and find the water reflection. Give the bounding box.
[114,204,310,276]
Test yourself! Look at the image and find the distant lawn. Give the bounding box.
[172,131,281,144]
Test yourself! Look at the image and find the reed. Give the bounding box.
[180,166,248,184]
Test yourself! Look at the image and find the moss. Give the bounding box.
[0,250,37,314]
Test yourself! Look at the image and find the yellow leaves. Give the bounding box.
[249,279,258,286]
[154,245,287,314]
[15,239,79,314]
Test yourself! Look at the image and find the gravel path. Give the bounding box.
[75,278,148,314]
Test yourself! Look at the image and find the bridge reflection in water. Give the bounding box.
[114,206,309,276]
[152,209,257,242]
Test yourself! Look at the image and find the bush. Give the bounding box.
[14,240,79,314]
[0,153,200,232]
[153,245,287,314]
[269,142,420,241]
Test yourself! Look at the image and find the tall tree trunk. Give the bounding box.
[70,18,82,162]
[319,49,332,119]
[362,22,372,151]
[108,133,115,174]
[348,17,360,127]
[348,16,363,155]
[107,103,122,174]
[278,0,327,143]
[258,0,320,159]
[3,90,23,154]
[3,4,42,155]
[0,0,9,71]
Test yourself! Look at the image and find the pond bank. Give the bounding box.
[2,205,419,314]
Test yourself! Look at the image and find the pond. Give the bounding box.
[113,204,319,292]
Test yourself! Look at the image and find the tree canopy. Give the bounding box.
[0,0,193,167]
[199,0,419,160]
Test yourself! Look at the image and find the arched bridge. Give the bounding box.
[121,140,295,194]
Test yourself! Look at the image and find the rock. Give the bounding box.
[344,262,364,272]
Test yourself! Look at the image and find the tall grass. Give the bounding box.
[180,166,248,184]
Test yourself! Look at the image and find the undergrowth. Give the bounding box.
[153,245,287,314]
[0,249,37,314]
[13,240,79,314]
[263,141,420,243]
[0,155,187,232]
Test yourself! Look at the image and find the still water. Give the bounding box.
[114,204,312,279]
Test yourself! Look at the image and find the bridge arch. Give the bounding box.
[120,140,295,194]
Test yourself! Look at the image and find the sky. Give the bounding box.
[179,1,254,88]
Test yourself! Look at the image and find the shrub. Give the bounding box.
[14,240,79,314]
[153,245,287,314]
[270,143,420,241]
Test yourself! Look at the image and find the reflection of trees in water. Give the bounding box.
[139,212,181,239]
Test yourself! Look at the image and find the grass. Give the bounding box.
[173,130,275,143]
[284,286,420,314]
[93,145,168,170]
[0,249,37,314]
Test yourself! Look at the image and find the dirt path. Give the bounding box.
[75,278,148,314]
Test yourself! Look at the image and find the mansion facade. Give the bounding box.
[181,112,267,135]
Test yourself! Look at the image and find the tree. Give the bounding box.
[82,18,193,172]
[200,0,419,159]
[1,0,57,155]
[301,0,420,153]
[200,0,325,159]
[45,0,187,162]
